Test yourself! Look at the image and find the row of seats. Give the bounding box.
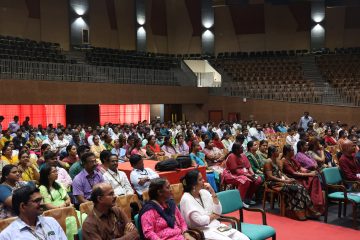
[0,35,71,64]
[316,53,360,106]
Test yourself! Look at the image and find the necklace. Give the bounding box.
[190,192,204,208]
[106,170,124,189]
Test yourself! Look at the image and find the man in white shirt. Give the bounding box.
[286,128,299,153]
[129,154,159,197]
[0,185,67,240]
[56,132,69,154]
[41,131,59,153]
[249,124,267,141]
[103,154,134,196]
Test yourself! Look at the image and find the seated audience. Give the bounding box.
[203,139,225,166]
[0,185,67,239]
[90,135,106,164]
[97,150,111,174]
[139,178,194,240]
[0,165,28,219]
[42,151,72,190]
[62,144,79,165]
[264,146,321,221]
[130,137,150,159]
[26,132,41,154]
[111,137,127,161]
[324,128,337,146]
[223,143,262,206]
[161,136,179,157]
[176,134,190,155]
[69,145,90,179]
[256,140,269,163]
[12,129,26,151]
[295,140,318,171]
[1,143,18,165]
[0,129,12,150]
[282,145,324,213]
[245,141,265,181]
[39,164,71,209]
[338,139,360,191]
[130,154,159,197]
[82,183,140,239]
[212,133,225,150]
[72,152,104,204]
[17,151,39,183]
[337,130,348,152]
[146,135,165,160]
[221,132,234,152]
[103,154,134,196]
[306,138,326,170]
[180,170,249,240]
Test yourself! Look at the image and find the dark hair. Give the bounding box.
[1,143,11,153]
[90,185,104,204]
[129,154,142,167]
[100,150,111,164]
[204,139,211,146]
[339,130,346,138]
[18,150,29,160]
[0,164,17,183]
[235,134,245,143]
[259,140,268,146]
[77,145,90,157]
[267,145,278,158]
[129,138,141,154]
[66,144,75,154]
[247,141,255,151]
[297,140,307,153]
[148,178,167,200]
[308,138,320,151]
[39,164,62,198]
[40,143,50,153]
[12,185,40,215]
[283,144,293,156]
[181,170,200,193]
[231,142,242,154]
[44,150,56,161]
[81,152,95,164]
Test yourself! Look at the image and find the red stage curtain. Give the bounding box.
[99,104,150,125]
[0,105,65,130]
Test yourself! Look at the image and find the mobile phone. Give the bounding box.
[217,225,231,232]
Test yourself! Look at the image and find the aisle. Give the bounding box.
[226,210,360,240]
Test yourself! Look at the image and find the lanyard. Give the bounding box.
[107,170,124,189]
[27,225,47,240]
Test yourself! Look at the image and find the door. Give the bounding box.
[208,110,223,124]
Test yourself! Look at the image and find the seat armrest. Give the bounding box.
[218,217,237,229]
[186,229,205,240]
[219,215,241,231]
[243,207,267,225]
[328,184,347,198]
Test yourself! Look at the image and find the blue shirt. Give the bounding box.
[190,152,206,166]
[0,216,67,240]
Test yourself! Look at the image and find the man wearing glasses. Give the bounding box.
[0,185,67,239]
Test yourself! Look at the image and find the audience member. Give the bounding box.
[180,170,249,240]
[139,178,194,240]
[264,146,320,221]
[39,164,71,209]
[82,182,139,239]
[72,152,104,204]
[0,185,67,239]
[103,154,134,196]
[129,154,159,197]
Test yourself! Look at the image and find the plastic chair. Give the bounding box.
[79,201,94,219]
[115,194,141,219]
[0,216,17,232]
[322,167,360,229]
[217,190,276,240]
[43,206,80,233]
[170,183,184,206]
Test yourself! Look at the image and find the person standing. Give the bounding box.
[298,112,313,131]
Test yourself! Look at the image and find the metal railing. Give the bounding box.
[0,59,178,86]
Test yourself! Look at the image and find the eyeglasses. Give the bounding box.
[28,197,43,204]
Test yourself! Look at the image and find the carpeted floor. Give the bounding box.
[226,207,360,240]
